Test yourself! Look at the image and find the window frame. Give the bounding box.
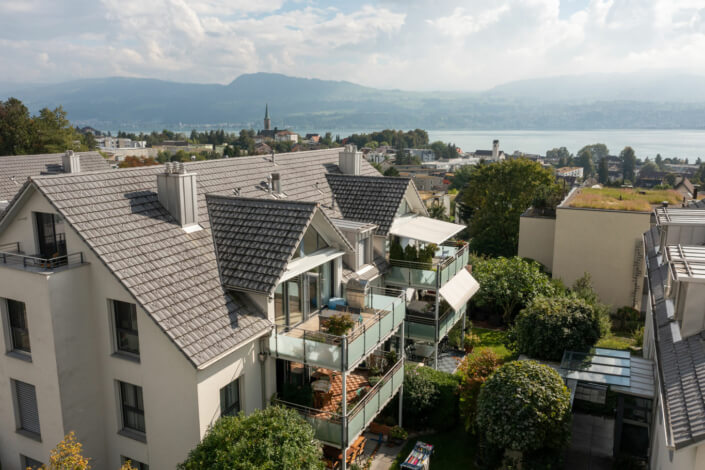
[118,381,146,439]
[7,299,31,354]
[111,300,140,359]
[22,455,43,469]
[12,379,41,440]
[2,298,32,360]
[121,456,149,470]
[219,378,241,417]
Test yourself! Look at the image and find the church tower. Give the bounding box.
[264,104,271,131]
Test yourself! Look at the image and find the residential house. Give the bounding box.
[275,130,299,144]
[405,149,435,162]
[556,167,584,179]
[0,146,475,470]
[642,207,705,469]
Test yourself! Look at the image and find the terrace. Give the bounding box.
[565,188,683,212]
[0,242,86,273]
[269,287,406,371]
[273,351,404,449]
[404,298,467,345]
[385,242,470,290]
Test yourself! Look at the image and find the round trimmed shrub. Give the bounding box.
[178,406,324,470]
[508,295,601,361]
[475,360,571,453]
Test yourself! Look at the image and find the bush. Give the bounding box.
[634,326,645,348]
[571,273,611,336]
[403,365,460,431]
[471,256,555,324]
[178,406,324,470]
[507,295,601,361]
[326,313,354,336]
[476,361,572,453]
[457,350,501,431]
[613,306,643,333]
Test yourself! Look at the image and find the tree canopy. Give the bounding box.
[461,159,561,257]
[620,146,637,182]
[178,406,324,470]
[471,256,556,324]
[507,295,602,361]
[476,361,572,453]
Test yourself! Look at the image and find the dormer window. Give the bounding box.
[34,213,66,259]
[293,226,329,259]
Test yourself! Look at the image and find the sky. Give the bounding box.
[0,0,704,91]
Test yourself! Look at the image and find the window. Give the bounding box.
[34,212,66,259]
[121,456,149,470]
[6,299,30,353]
[119,381,145,434]
[220,379,241,417]
[113,300,139,356]
[22,455,43,469]
[358,238,371,268]
[14,380,40,438]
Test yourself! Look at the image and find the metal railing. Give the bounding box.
[272,354,405,448]
[386,242,469,289]
[0,243,85,272]
[270,287,406,371]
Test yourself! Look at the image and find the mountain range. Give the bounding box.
[2,72,705,131]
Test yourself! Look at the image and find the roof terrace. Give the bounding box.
[565,188,683,212]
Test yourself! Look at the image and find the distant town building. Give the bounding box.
[405,148,436,162]
[275,130,299,143]
[556,167,584,179]
[473,139,505,161]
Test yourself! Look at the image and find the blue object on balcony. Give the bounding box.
[328,297,346,309]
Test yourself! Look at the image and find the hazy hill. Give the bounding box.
[4,72,705,130]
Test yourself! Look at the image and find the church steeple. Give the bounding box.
[264,104,271,131]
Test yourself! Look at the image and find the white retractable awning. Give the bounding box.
[280,248,345,283]
[389,215,465,245]
[439,268,480,312]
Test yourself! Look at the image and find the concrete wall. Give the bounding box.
[552,207,651,309]
[650,411,705,469]
[518,215,556,272]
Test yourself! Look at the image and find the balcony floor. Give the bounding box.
[284,309,378,338]
[312,369,370,416]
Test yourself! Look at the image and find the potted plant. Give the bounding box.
[368,375,382,386]
[464,332,479,353]
[326,313,355,336]
[389,425,408,444]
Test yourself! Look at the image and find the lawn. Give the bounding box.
[389,426,477,470]
[597,334,636,351]
[470,327,517,363]
[569,187,682,212]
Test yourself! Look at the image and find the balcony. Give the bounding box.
[385,242,469,290]
[273,353,404,448]
[405,299,467,343]
[0,242,86,273]
[270,287,405,372]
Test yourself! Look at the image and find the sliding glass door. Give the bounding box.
[274,261,335,327]
[35,213,66,259]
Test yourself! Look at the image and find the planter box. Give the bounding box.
[369,422,392,437]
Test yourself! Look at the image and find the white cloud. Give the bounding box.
[0,0,704,90]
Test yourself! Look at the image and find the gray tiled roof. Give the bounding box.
[644,226,705,449]
[10,149,379,367]
[207,195,317,294]
[326,174,411,235]
[0,151,110,201]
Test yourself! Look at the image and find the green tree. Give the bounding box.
[655,153,664,170]
[693,163,705,185]
[428,202,448,221]
[383,166,400,177]
[462,159,560,256]
[507,296,601,361]
[598,157,609,184]
[578,143,609,162]
[471,256,555,324]
[576,147,596,177]
[178,406,324,470]
[449,164,474,190]
[457,350,501,431]
[640,160,658,175]
[33,106,82,153]
[0,97,34,155]
[476,361,572,453]
[620,146,637,182]
[546,147,571,165]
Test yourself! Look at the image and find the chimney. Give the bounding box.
[157,162,199,228]
[339,144,361,175]
[62,150,81,173]
[271,172,281,195]
[492,140,499,160]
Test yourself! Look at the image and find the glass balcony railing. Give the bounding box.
[273,356,404,448]
[0,242,86,272]
[269,287,406,371]
[385,242,469,290]
[405,303,466,343]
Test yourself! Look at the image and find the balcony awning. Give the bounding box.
[280,248,345,283]
[389,214,465,245]
[439,268,480,312]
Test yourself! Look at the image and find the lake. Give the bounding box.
[425,129,705,160]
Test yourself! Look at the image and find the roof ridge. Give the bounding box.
[205,193,319,207]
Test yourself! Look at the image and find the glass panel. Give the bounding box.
[220,379,240,417]
[24,456,43,470]
[35,212,56,258]
[308,269,320,313]
[303,228,318,255]
[8,299,30,352]
[287,278,303,325]
[274,284,285,326]
[320,262,332,307]
[114,301,139,355]
[121,382,145,432]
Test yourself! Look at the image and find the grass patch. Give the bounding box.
[389,426,477,470]
[470,327,517,363]
[597,335,636,351]
[569,187,682,212]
